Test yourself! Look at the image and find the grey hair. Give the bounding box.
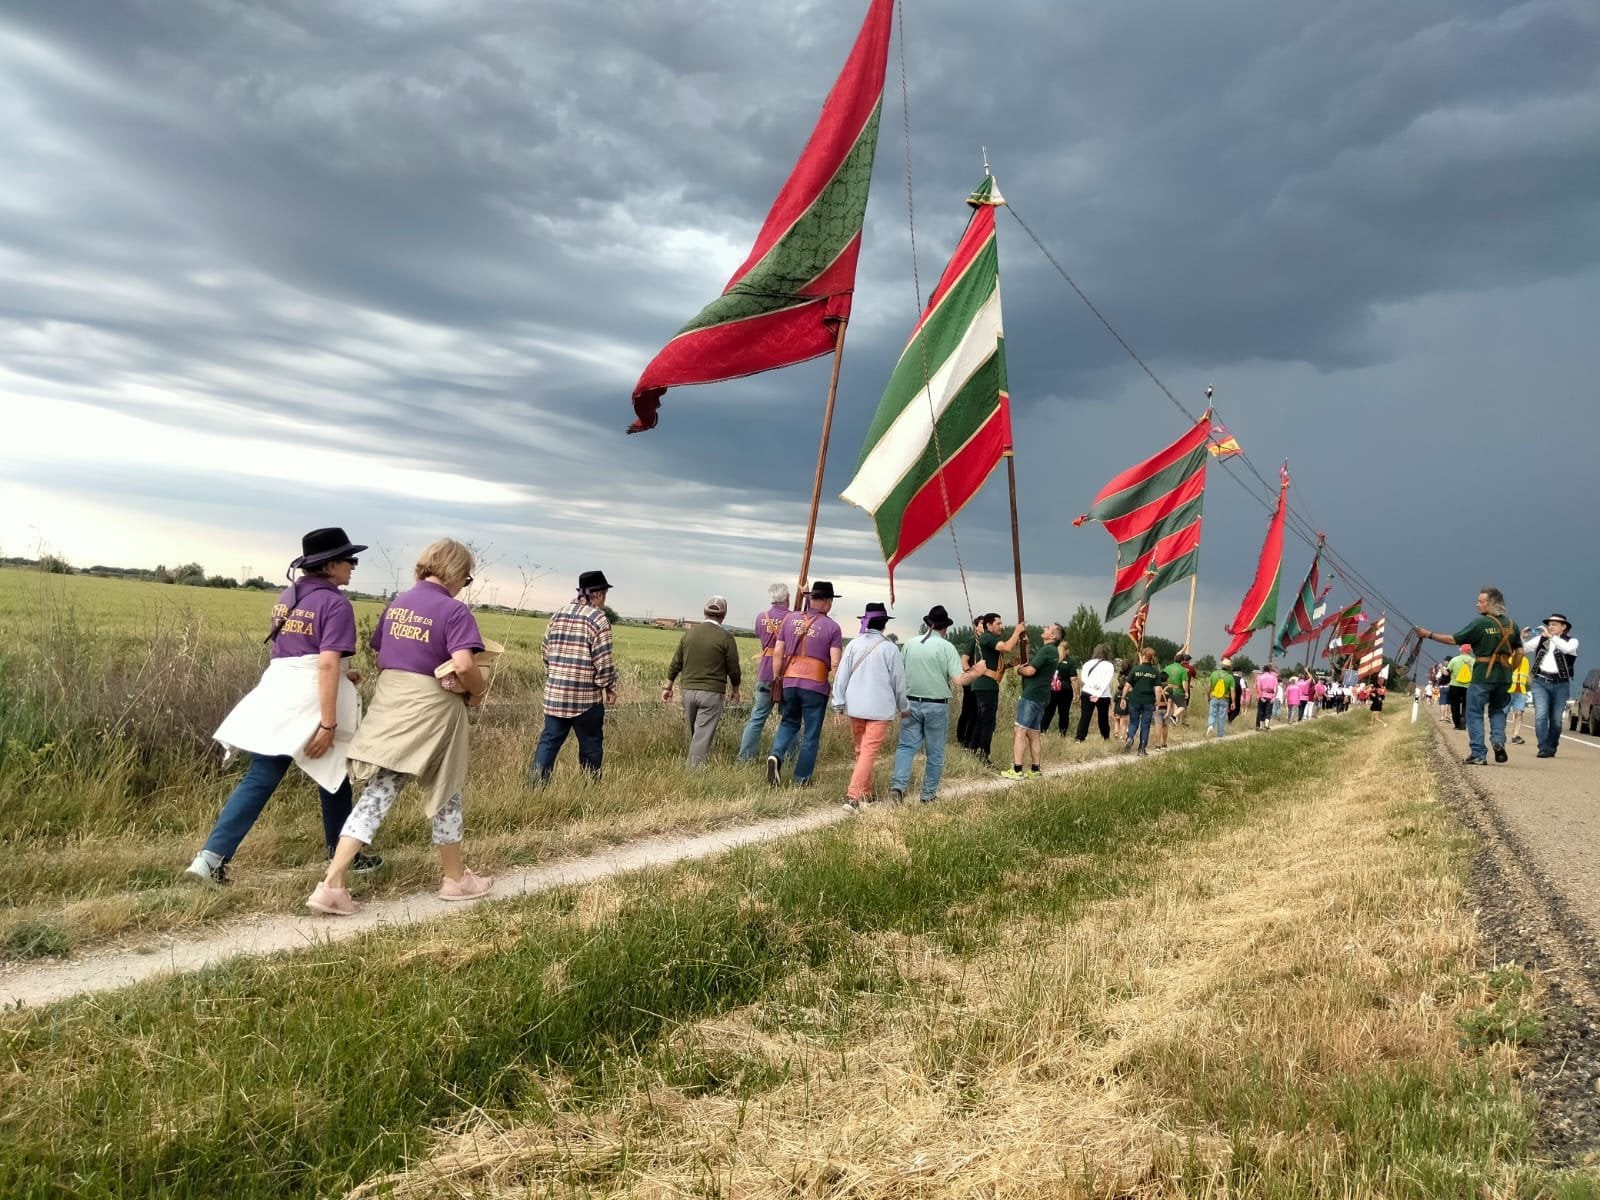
[1480,586,1506,616]
[768,582,791,605]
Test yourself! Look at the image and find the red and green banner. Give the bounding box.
[1322,600,1366,660]
[1274,538,1328,655]
[1222,464,1289,659]
[628,0,894,433]
[841,176,1009,597]
[1074,411,1211,619]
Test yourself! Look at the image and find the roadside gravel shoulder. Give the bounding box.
[1424,714,1600,1164]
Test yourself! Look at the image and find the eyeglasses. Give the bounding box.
[464,575,474,587]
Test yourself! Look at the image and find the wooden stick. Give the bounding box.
[795,319,849,601]
[1182,574,1197,653]
[1005,451,1027,655]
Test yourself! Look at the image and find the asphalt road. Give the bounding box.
[1432,706,1600,933]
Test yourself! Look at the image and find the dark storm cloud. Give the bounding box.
[3,0,1597,635]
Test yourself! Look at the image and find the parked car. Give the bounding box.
[1569,669,1600,735]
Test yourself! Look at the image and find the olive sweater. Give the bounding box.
[667,621,742,693]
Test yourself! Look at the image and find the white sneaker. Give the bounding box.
[185,850,228,886]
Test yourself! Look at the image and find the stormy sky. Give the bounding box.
[3,0,1596,659]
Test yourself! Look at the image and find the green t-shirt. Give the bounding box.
[1207,668,1236,701]
[970,631,1002,694]
[1163,662,1189,699]
[1452,614,1519,685]
[1020,643,1059,704]
[1127,662,1162,704]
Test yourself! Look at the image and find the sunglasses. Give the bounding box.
[464,575,474,587]
[339,557,359,567]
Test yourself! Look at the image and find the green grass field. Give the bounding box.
[0,567,1146,955]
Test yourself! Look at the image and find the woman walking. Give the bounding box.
[832,602,909,811]
[1121,646,1164,756]
[1074,644,1115,742]
[308,538,493,915]
[188,528,372,884]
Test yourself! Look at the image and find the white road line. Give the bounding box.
[1557,731,1600,751]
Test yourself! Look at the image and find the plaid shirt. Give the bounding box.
[541,601,616,718]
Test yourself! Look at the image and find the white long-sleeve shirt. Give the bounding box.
[832,631,909,720]
[1523,631,1579,676]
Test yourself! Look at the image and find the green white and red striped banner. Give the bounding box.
[628,0,894,433]
[1074,411,1211,619]
[1222,463,1288,659]
[1274,540,1328,655]
[1358,616,1387,677]
[840,175,1010,598]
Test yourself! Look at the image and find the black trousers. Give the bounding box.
[1447,684,1467,729]
[964,691,999,761]
[1041,687,1074,734]
[1075,695,1111,741]
[956,683,976,743]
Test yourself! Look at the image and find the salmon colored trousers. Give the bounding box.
[848,717,893,800]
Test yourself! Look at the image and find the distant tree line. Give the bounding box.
[1,555,275,590]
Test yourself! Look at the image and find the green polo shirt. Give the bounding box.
[1019,643,1059,704]
[970,631,1002,694]
[903,633,962,700]
[1207,668,1236,701]
[1452,614,1519,685]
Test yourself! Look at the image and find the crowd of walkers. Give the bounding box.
[187,538,1574,913]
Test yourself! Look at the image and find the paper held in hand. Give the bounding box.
[435,638,505,692]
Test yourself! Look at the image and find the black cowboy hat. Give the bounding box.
[808,581,841,600]
[1544,613,1572,628]
[578,569,613,592]
[922,604,954,630]
[291,527,367,570]
[860,601,892,621]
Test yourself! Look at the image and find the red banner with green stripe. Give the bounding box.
[1075,411,1211,618]
[1222,464,1289,658]
[840,176,1010,598]
[628,0,894,433]
[1274,539,1328,655]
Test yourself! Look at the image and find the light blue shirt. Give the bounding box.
[831,631,909,720]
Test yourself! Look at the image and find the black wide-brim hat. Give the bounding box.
[579,569,614,591]
[922,604,954,629]
[292,527,367,570]
[808,580,841,600]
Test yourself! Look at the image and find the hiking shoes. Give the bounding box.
[184,851,229,886]
[1493,744,1508,763]
[439,870,493,902]
[998,768,1026,780]
[1462,755,1487,766]
[766,754,781,786]
[305,882,359,916]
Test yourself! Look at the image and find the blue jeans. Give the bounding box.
[1128,700,1155,750]
[1464,680,1510,760]
[202,753,353,861]
[737,682,776,761]
[1531,677,1569,756]
[532,703,605,783]
[1208,698,1230,738]
[892,699,951,800]
[770,687,828,783]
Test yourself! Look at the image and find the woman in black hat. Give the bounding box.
[188,527,373,885]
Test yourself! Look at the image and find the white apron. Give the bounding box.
[213,655,363,794]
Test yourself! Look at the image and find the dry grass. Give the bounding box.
[353,719,1521,1198]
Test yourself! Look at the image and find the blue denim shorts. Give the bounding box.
[1015,697,1046,731]
[1510,692,1529,711]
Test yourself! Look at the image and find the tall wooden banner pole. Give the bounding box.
[1182,575,1198,653]
[795,319,849,602]
[1005,452,1027,655]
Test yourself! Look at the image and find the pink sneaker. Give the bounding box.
[438,870,493,902]
[305,882,359,916]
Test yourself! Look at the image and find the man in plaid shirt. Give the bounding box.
[532,569,617,784]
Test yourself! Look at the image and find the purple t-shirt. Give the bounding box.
[777,608,842,696]
[269,577,357,660]
[755,603,790,684]
[372,580,484,676]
